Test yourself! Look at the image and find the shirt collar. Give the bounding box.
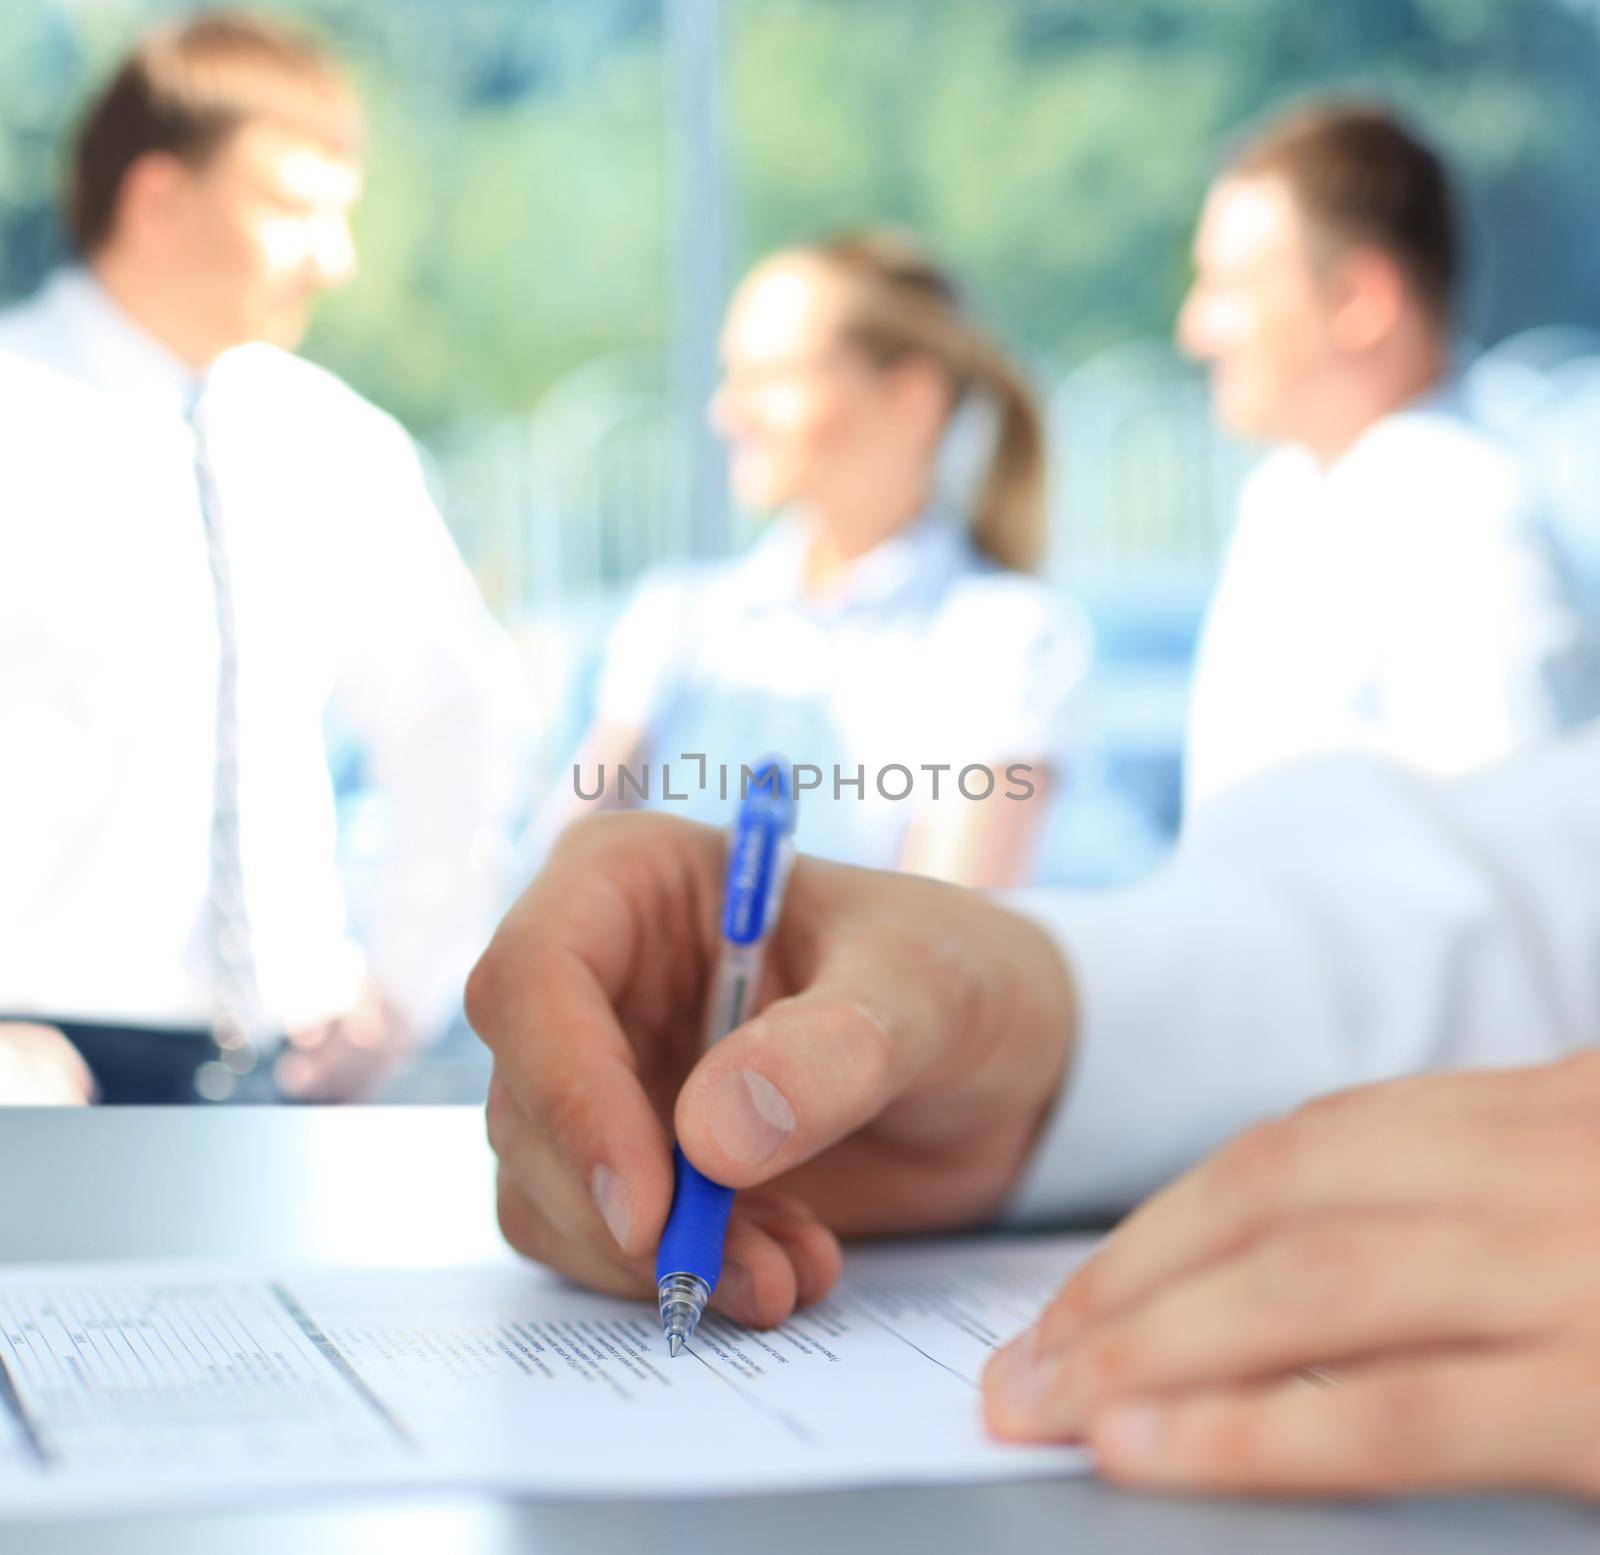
[45,267,207,421]
[732,505,974,615]
[1320,376,1468,488]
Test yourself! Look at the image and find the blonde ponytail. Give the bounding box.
[963,338,1047,573]
[798,229,1048,574]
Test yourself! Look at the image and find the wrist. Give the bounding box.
[995,897,1077,1147]
[945,893,1077,1212]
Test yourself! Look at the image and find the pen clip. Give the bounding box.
[721,757,796,946]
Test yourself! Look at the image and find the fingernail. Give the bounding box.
[716,1261,755,1321]
[983,1330,1038,1393]
[1095,1402,1166,1467]
[989,1356,1067,1433]
[590,1165,633,1253]
[705,1070,795,1166]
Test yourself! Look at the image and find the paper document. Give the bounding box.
[0,1234,1093,1517]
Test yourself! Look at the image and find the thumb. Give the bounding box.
[673,944,949,1188]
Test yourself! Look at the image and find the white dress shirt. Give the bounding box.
[0,271,532,1037]
[589,508,1090,869]
[1009,722,1600,1221]
[1186,391,1600,814]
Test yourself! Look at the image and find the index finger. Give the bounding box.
[1033,1081,1523,1349]
[465,814,723,1260]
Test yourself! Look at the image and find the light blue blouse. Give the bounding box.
[591,509,1091,870]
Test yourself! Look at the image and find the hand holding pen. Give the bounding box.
[470,804,1073,1332]
[656,756,797,1354]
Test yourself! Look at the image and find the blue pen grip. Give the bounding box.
[656,1145,734,1290]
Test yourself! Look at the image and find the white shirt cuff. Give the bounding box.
[999,873,1352,1224]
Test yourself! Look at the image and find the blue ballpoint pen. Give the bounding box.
[656,757,797,1357]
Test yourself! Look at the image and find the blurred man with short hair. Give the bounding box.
[1180,101,1600,813]
[0,12,532,1103]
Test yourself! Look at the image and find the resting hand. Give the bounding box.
[466,812,1074,1330]
[984,1050,1600,1500]
[0,1022,95,1105]
[276,982,414,1102]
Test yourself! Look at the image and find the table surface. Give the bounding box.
[0,1106,1595,1554]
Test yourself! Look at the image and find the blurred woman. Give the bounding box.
[562,230,1088,887]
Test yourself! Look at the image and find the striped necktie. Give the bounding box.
[188,390,264,1095]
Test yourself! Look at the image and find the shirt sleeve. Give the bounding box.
[1183,458,1298,813]
[937,579,1091,768]
[1377,473,1600,774]
[0,362,124,955]
[1003,729,1600,1222]
[331,412,536,1038]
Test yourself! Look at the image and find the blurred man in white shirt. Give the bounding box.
[0,13,531,1103]
[1179,101,1600,814]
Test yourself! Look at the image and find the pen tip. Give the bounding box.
[669,1333,684,1358]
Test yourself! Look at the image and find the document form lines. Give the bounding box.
[143,1291,206,1383]
[163,1288,249,1414]
[93,1285,163,1398]
[270,1283,413,1447]
[197,1284,333,1412]
[119,1291,190,1386]
[0,1289,82,1448]
[851,1305,977,1388]
[0,1239,1096,1511]
[0,1324,49,1469]
[144,1285,271,1420]
[78,1285,159,1397]
[684,1343,822,1446]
